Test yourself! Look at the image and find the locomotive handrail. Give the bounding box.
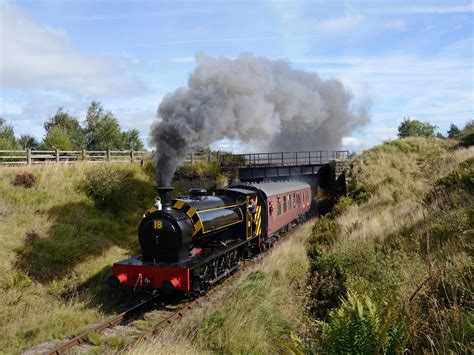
[218,150,350,167]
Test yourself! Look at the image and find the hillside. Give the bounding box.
[307,137,473,353]
[0,163,157,352]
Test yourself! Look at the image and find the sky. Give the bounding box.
[0,0,472,152]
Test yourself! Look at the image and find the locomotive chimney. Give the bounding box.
[157,186,174,211]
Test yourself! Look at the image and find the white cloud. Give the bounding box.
[0,1,146,97]
[370,3,473,15]
[317,14,363,33]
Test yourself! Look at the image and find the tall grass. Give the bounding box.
[307,138,474,353]
[0,163,156,352]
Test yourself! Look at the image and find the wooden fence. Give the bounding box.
[0,149,149,165]
[0,149,217,166]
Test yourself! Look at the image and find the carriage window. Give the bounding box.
[293,193,296,207]
[288,194,292,210]
[283,196,287,213]
[277,197,282,215]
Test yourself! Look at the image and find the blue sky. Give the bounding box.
[0,0,472,151]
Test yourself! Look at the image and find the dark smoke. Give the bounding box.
[150,53,370,185]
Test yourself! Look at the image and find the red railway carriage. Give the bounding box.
[109,181,312,294]
[242,181,312,236]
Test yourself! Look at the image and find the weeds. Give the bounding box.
[13,171,37,188]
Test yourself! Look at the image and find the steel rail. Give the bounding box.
[47,294,161,355]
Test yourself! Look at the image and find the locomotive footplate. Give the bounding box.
[110,238,251,292]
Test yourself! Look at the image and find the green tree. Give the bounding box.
[447,123,461,138]
[42,126,73,150]
[44,108,85,149]
[85,101,126,150]
[122,129,144,150]
[18,135,40,150]
[463,120,474,131]
[398,118,436,138]
[458,120,474,147]
[0,118,17,149]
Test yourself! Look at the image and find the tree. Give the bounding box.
[42,126,73,150]
[122,129,144,150]
[458,120,474,147]
[0,118,17,149]
[84,101,144,150]
[18,135,40,150]
[44,108,85,149]
[397,118,436,138]
[447,124,461,139]
[463,120,474,131]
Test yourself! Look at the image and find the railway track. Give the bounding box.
[46,294,162,354]
[45,250,269,354]
[44,218,310,354]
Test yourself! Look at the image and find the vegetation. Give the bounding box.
[398,118,437,138]
[0,163,156,352]
[307,137,473,353]
[0,117,18,149]
[13,171,37,188]
[0,102,144,151]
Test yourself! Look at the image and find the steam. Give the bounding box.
[150,53,370,185]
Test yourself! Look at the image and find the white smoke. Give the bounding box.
[150,53,370,185]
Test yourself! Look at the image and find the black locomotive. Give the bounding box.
[109,181,312,294]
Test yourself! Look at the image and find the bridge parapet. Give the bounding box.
[219,150,349,168]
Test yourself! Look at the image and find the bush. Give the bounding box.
[319,291,407,354]
[13,172,37,188]
[434,158,474,194]
[77,165,136,211]
[458,127,474,147]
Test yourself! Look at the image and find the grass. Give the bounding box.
[130,222,314,354]
[307,137,474,353]
[0,162,156,353]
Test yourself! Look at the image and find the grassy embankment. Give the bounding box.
[307,137,473,353]
[131,221,314,354]
[0,159,223,353]
[0,163,155,352]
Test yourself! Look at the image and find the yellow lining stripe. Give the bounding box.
[196,204,239,213]
[173,200,185,209]
[193,220,203,236]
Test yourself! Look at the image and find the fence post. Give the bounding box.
[82,149,86,160]
[106,149,110,162]
[130,149,135,163]
[208,150,211,162]
[191,151,194,165]
[27,149,32,165]
[55,149,60,163]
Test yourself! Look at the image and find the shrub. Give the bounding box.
[13,172,37,188]
[319,291,407,354]
[77,165,136,211]
[435,157,474,194]
[141,159,156,182]
[458,127,474,147]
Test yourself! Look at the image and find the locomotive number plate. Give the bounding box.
[154,220,163,229]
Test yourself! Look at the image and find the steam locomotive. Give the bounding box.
[108,181,313,295]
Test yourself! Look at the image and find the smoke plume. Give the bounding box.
[150,53,370,186]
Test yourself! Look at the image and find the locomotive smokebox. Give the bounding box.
[157,186,174,211]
